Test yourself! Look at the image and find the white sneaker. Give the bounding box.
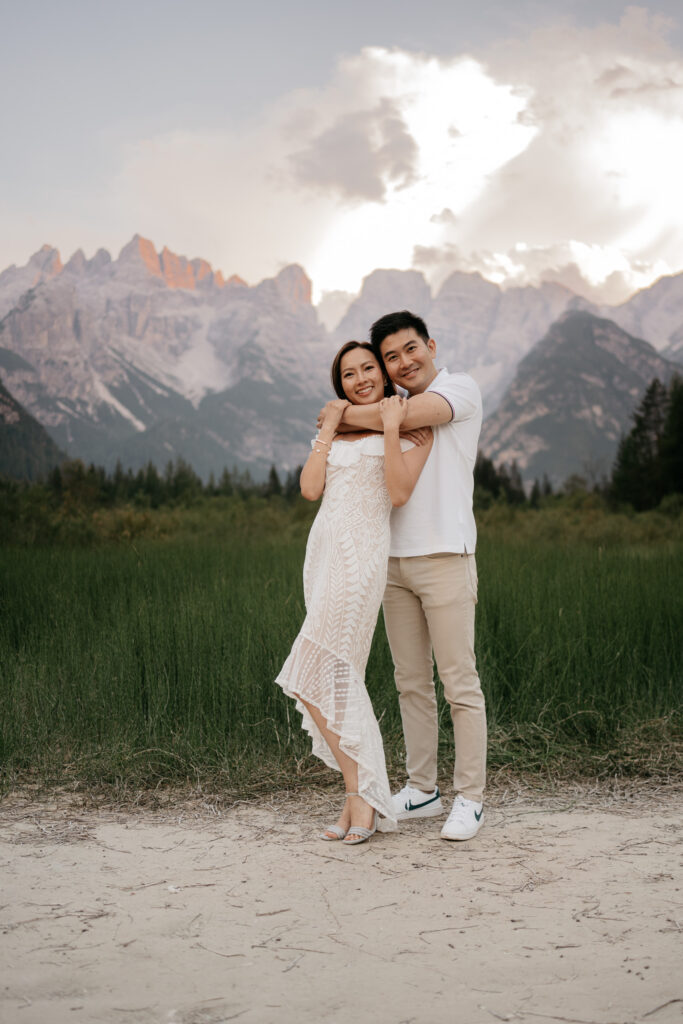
[440,795,484,841]
[391,785,443,821]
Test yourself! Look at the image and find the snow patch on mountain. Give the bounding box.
[92,374,146,431]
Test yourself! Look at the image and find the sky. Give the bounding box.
[2,0,683,308]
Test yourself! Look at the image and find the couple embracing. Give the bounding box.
[276,310,486,845]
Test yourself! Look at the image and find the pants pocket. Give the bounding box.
[466,556,478,603]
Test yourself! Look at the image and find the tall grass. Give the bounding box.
[1,531,680,797]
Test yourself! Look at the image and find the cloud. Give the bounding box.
[430,208,458,225]
[414,7,683,299]
[290,98,418,201]
[98,46,537,296]
[596,61,683,99]
[413,239,673,304]
[73,11,683,302]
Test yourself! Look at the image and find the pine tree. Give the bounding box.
[474,452,501,499]
[658,375,683,497]
[284,466,303,500]
[143,462,164,507]
[507,460,526,505]
[265,465,282,497]
[217,468,233,496]
[611,378,668,510]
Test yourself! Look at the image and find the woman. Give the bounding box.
[275,341,433,844]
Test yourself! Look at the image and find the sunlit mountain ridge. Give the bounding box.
[1,236,681,481]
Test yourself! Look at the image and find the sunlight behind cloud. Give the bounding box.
[301,49,537,296]
[105,11,683,305]
[590,107,683,254]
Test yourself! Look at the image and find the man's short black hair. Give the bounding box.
[370,310,430,360]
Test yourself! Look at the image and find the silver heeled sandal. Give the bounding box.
[319,790,358,841]
[343,792,378,846]
[319,824,348,841]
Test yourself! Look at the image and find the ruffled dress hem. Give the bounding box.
[276,634,397,832]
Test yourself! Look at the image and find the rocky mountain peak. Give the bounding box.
[435,270,495,301]
[333,269,432,345]
[190,258,221,289]
[88,249,112,273]
[544,310,645,359]
[116,237,231,291]
[601,270,683,357]
[546,307,600,339]
[29,244,63,278]
[0,245,66,317]
[118,235,163,278]
[65,249,87,274]
[358,268,431,310]
[160,246,196,289]
[480,310,678,486]
[274,264,312,308]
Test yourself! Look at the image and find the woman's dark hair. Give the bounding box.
[330,341,395,400]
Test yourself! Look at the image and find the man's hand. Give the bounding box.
[399,426,432,447]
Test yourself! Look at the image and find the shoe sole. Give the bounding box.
[395,802,445,821]
[440,819,484,841]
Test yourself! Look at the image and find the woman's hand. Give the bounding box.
[317,399,349,433]
[379,395,409,431]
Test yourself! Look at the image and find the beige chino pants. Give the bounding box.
[382,553,487,803]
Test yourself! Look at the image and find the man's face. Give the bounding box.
[379,329,438,395]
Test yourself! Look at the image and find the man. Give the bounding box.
[319,310,486,840]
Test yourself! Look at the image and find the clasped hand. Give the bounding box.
[317,399,350,432]
[316,395,431,446]
[379,397,430,446]
[379,394,408,429]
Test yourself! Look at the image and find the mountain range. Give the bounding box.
[0,236,681,483]
[480,311,679,485]
[0,238,329,480]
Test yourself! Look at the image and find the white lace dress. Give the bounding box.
[276,434,411,831]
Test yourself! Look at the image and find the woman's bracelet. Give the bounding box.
[310,436,332,450]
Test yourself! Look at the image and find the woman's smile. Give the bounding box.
[340,347,385,404]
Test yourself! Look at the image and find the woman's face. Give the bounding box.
[339,348,385,404]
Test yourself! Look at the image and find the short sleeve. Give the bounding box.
[327,434,414,466]
[428,373,481,423]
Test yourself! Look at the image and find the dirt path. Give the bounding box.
[1,789,681,1024]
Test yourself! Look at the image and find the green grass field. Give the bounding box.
[1,515,680,799]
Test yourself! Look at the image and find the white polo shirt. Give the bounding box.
[389,368,482,557]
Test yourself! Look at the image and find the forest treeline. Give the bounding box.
[1,376,681,544]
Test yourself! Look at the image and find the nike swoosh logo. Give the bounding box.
[474,809,483,821]
[406,793,440,811]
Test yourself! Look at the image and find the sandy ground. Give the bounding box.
[0,787,681,1024]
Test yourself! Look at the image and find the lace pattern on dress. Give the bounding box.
[275,437,399,830]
